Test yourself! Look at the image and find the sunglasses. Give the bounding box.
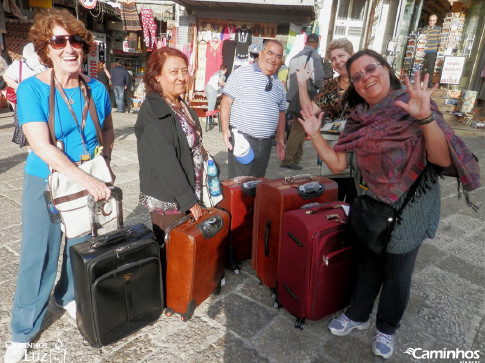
[265,75,273,92]
[350,63,381,83]
[47,35,84,50]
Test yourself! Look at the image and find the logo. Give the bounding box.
[5,338,66,362]
[404,347,481,361]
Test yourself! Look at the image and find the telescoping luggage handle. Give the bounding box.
[88,186,123,238]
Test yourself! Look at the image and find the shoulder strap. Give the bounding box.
[396,165,429,217]
[47,71,103,147]
[304,51,313,66]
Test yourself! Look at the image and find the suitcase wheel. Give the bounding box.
[272,300,280,309]
[165,308,174,317]
[271,292,277,300]
[295,319,305,330]
[232,267,240,275]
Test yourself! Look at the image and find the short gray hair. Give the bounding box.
[261,39,284,52]
[326,38,354,60]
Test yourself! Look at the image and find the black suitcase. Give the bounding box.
[70,223,164,347]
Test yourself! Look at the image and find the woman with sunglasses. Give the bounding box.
[299,49,479,359]
[294,38,356,201]
[4,9,113,363]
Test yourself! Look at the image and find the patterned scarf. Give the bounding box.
[334,89,480,205]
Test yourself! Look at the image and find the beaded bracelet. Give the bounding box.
[416,112,435,125]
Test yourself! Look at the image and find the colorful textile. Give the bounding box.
[120,3,142,31]
[205,40,223,88]
[140,8,157,50]
[334,89,480,204]
[313,77,350,120]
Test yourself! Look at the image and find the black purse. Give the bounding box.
[344,160,427,256]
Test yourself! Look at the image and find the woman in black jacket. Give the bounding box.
[135,47,203,241]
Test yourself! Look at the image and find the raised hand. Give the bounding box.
[394,71,439,120]
[295,62,313,85]
[298,101,323,137]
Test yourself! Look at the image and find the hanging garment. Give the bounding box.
[140,8,157,50]
[194,42,207,91]
[205,40,223,88]
[120,3,142,31]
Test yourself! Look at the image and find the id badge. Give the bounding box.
[81,153,91,162]
[94,145,103,157]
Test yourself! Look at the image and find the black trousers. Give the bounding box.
[228,129,273,179]
[424,52,437,86]
[345,244,420,335]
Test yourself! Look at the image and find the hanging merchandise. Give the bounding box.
[205,39,223,88]
[120,2,142,31]
[140,8,157,51]
[80,0,96,9]
[188,24,197,76]
[233,26,252,69]
[195,41,207,91]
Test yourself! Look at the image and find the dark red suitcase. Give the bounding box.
[217,176,266,273]
[164,208,229,321]
[251,175,338,289]
[277,202,356,329]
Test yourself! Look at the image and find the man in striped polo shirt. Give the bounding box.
[421,14,441,87]
[221,40,286,178]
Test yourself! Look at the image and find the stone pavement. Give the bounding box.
[0,109,483,363]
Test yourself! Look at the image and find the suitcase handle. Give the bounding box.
[89,223,146,249]
[304,202,346,215]
[296,182,325,200]
[241,180,263,197]
[264,220,271,257]
[233,176,257,183]
[284,174,312,183]
[88,186,123,237]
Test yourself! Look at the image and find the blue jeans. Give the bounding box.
[205,85,218,111]
[113,86,125,113]
[10,173,90,343]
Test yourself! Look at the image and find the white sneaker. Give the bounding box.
[55,300,76,320]
[4,342,28,363]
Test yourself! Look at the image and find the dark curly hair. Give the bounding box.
[343,49,401,109]
[29,8,94,68]
[143,47,188,96]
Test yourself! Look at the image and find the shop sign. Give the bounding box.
[88,32,107,79]
[440,56,466,85]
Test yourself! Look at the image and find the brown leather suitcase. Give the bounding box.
[251,175,338,289]
[217,176,266,274]
[164,208,229,321]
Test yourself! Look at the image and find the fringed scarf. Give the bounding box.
[334,89,480,206]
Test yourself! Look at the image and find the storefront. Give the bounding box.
[171,0,316,116]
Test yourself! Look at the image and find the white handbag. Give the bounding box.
[48,154,117,238]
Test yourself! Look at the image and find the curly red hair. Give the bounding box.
[29,8,94,68]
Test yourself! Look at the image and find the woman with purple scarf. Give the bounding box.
[299,49,480,360]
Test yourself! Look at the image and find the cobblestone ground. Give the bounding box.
[0,110,483,362]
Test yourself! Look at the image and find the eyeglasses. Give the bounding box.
[350,63,381,83]
[265,75,273,92]
[47,35,84,50]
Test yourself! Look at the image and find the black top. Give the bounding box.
[134,93,202,212]
[96,70,109,88]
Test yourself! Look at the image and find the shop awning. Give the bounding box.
[171,0,315,24]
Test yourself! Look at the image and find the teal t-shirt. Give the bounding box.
[17,76,112,179]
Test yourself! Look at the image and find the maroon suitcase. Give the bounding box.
[217,177,266,274]
[277,202,356,329]
[251,175,338,289]
[164,208,229,321]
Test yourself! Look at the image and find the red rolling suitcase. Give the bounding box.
[164,208,229,321]
[251,175,338,289]
[217,176,266,274]
[277,202,356,329]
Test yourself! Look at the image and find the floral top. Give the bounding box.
[140,100,204,215]
[312,77,350,120]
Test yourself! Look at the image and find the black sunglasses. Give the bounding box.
[47,35,84,50]
[265,75,273,92]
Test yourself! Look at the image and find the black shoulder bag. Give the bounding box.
[344,161,428,256]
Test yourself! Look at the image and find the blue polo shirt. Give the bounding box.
[223,63,286,139]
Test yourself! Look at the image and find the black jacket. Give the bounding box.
[135,93,202,212]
